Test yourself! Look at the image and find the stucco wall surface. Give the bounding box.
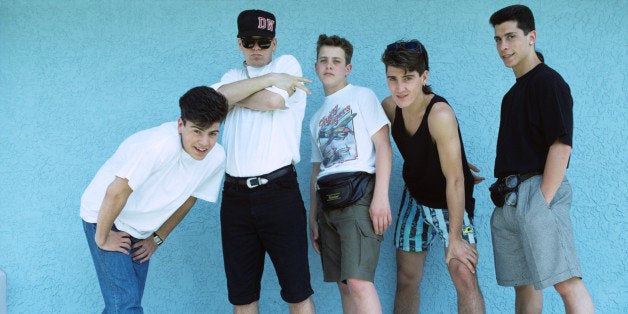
[0,0,626,313]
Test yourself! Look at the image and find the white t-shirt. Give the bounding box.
[310,84,389,179]
[211,55,306,177]
[80,121,226,239]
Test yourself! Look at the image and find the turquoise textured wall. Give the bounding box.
[1,0,626,313]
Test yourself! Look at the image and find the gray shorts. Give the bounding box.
[490,175,582,290]
[318,180,383,283]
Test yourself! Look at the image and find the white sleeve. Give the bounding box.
[210,69,242,90]
[310,116,323,163]
[359,88,390,137]
[192,147,226,202]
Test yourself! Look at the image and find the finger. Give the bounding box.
[466,261,476,274]
[296,84,311,95]
[296,77,312,84]
[468,162,479,172]
[119,241,132,250]
[313,242,321,255]
[132,250,146,261]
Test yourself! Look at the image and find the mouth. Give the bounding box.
[501,52,514,60]
[194,146,209,154]
[395,94,408,101]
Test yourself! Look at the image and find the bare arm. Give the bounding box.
[309,163,322,254]
[131,196,198,263]
[95,177,133,254]
[370,125,393,235]
[541,140,571,203]
[381,96,397,123]
[217,73,311,111]
[429,103,478,273]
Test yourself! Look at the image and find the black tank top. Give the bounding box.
[391,94,475,217]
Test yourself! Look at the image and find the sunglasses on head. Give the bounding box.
[385,41,423,54]
[241,37,273,49]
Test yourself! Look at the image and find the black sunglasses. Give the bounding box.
[241,37,273,49]
[385,41,423,54]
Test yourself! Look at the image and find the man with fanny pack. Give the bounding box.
[309,34,392,314]
[489,5,594,313]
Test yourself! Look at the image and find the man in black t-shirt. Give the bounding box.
[489,5,594,313]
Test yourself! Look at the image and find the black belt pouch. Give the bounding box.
[317,171,373,210]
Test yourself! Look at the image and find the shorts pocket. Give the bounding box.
[356,219,382,267]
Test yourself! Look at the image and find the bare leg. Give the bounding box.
[554,277,594,314]
[338,281,355,313]
[394,250,427,314]
[288,296,316,314]
[234,301,259,314]
[344,278,382,314]
[447,254,485,313]
[514,285,542,314]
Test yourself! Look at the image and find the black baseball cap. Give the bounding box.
[237,9,276,38]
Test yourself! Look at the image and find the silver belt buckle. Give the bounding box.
[246,177,269,188]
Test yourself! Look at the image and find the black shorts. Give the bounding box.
[220,167,313,305]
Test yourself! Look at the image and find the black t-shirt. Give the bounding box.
[391,94,476,218]
[494,63,573,178]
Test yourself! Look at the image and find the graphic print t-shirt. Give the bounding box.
[310,84,389,179]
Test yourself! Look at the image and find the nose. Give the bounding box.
[395,82,405,93]
[499,40,508,51]
[199,135,212,147]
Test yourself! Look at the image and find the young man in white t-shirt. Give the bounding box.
[210,9,315,314]
[80,86,228,312]
[309,34,392,314]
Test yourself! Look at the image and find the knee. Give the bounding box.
[397,265,422,288]
[448,260,478,290]
[554,277,582,298]
[345,278,373,296]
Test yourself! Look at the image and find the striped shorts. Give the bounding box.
[394,188,476,252]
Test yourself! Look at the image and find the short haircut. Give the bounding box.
[316,34,353,64]
[381,39,433,94]
[179,86,228,129]
[489,4,535,35]
[489,4,544,62]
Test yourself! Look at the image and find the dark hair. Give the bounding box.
[316,34,353,64]
[381,39,432,94]
[179,86,228,129]
[489,4,535,35]
[489,5,544,63]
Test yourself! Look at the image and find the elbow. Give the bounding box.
[267,93,286,110]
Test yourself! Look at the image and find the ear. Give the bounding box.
[345,63,353,77]
[528,30,537,45]
[421,70,429,84]
[177,117,184,134]
[272,38,277,52]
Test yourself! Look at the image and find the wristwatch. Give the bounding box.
[152,232,163,246]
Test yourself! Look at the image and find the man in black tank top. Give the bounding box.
[489,5,593,313]
[382,39,485,313]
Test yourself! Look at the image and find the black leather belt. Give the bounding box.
[225,165,294,188]
[498,171,542,185]
[515,171,542,183]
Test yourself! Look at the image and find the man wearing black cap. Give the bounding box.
[211,9,315,314]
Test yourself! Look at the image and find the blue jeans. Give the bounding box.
[83,220,149,313]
